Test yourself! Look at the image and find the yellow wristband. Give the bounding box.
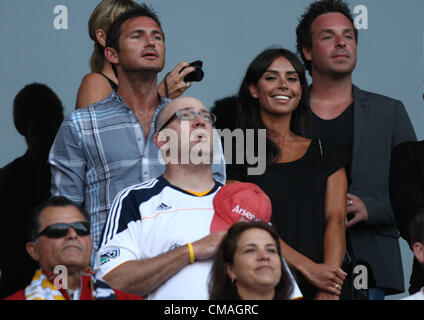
[187,243,195,264]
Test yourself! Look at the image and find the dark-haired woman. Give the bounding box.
[226,48,348,300]
[209,221,294,300]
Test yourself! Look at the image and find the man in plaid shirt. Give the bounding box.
[48,5,225,260]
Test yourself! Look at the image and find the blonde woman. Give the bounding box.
[76,0,195,109]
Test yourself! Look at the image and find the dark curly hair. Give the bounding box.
[296,0,358,75]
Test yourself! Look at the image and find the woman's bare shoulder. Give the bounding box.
[76,73,113,109]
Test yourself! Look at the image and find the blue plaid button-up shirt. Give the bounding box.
[49,92,226,256]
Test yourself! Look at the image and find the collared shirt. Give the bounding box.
[402,287,424,300]
[49,92,226,256]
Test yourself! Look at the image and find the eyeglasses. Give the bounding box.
[157,109,216,132]
[36,222,90,239]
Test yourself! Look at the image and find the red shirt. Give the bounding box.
[4,288,142,300]
[4,269,142,300]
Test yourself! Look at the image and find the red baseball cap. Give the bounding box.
[210,182,272,233]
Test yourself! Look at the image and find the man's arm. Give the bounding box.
[103,232,225,296]
[347,100,416,227]
[365,100,416,227]
[97,187,225,296]
[391,100,416,148]
[48,118,86,205]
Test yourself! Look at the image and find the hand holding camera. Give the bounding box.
[162,60,205,98]
[180,60,204,83]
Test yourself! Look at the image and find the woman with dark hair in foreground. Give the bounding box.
[209,221,293,300]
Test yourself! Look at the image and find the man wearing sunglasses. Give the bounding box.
[4,196,141,300]
[95,97,226,299]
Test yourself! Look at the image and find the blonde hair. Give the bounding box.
[88,0,141,72]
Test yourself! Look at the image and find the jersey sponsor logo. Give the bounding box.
[156,202,172,210]
[100,249,120,265]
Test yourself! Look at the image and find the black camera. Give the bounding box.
[180,60,204,82]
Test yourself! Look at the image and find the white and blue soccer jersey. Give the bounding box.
[95,175,303,300]
[95,176,222,300]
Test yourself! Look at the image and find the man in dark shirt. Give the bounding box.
[296,0,416,299]
[390,141,424,294]
[311,105,353,185]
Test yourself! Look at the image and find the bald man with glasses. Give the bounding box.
[95,97,226,300]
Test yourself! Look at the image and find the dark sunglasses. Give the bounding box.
[36,222,90,239]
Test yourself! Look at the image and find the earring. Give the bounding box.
[252,94,257,98]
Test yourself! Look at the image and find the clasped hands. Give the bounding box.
[304,261,347,300]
